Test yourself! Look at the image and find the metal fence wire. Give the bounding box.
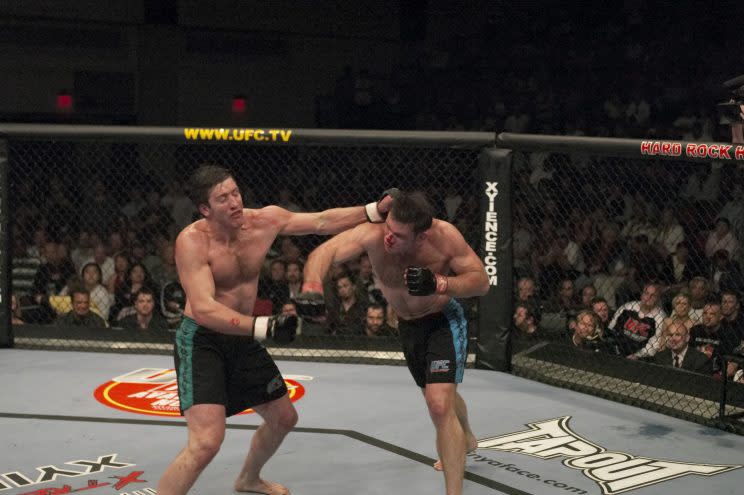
[505,146,744,434]
[7,132,489,365]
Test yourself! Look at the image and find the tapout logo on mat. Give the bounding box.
[94,368,306,417]
[478,416,740,495]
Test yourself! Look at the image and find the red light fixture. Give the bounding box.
[232,95,246,114]
[56,90,73,111]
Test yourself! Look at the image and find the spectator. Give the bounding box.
[516,276,537,303]
[513,301,541,339]
[106,252,131,294]
[137,190,172,244]
[721,290,743,334]
[327,274,367,336]
[279,301,305,335]
[690,301,740,377]
[653,320,713,374]
[607,282,666,359]
[364,304,396,337]
[707,249,744,295]
[160,180,196,233]
[580,285,597,308]
[659,241,695,293]
[257,259,289,314]
[29,242,76,323]
[285,261,303,300]
[111,262,158,322]
[718,183,744,254]
[11,236,41,305]
[687,276,710,324]
[82,242,115,290]
[61,262,114,321]
[663,292,695,332]
[161,280,186,329]
[705,218,739,260]
[56,288,107,328]
[654,207,685,258]
[544,278,580,315]
[590,296,612,338]
[567,310,602,351]
[119,288,169,331]
[149,242,179,289]
[11,294,24,325]
[70,231,97,272]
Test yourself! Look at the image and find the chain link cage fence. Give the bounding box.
[4,126,493,365]
[498,133,744,435]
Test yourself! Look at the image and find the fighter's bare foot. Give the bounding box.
[234,478,290,495]
[433,434,478,471]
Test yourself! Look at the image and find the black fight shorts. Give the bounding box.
[174,316,288,416]
[397,299,468,388]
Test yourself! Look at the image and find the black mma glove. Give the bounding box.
[365,188,400,223]
[253,315,298,344]
[292,291,327,318]
[404,266,448,296]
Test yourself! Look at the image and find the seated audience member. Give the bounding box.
[705,217,739,260]
[257,259,289,314]
[56,288,107,328]
[654,320,713,374]
[720,290,743,337]
[544,277,581,315]
[119,288,169,331]
[111,262,158,323]
[327,273,367,336]
[106,252,131,294]
[285,260,303,299]
[513,301,541,339]
[707,249,744,294]
[590,296,612,338]
[364,304,396,337]
[279,301,304,335]
[60,262,114,321]
[580,285,597,308]
[30,241,77,323]
[687,276,710,324]
[11,294,24,325]
[690,301,740,377]
[661,292,696,336]
[516,276,537,304]
[659,242,695,293]
[161,280,186,328]
[607,283,666,359]
[567,310,603,351]
[83,242,115,288]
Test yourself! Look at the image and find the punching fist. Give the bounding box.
[253,315,298,344]
[292,291,326,318]
[365,188,400,223]
[404,266,448,296]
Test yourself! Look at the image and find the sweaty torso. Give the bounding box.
[184,210,280,317]
[366,224,451,320]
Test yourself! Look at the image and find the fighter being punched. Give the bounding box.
[158,164,395,495]
[295,190,489,495]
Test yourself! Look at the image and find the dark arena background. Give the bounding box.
[2,2,744,495]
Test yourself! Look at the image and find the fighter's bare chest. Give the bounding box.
[208,236,272,283]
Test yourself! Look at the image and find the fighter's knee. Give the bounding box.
[425,396,452,420]
[188,433,224,463]
[270,406,298,432]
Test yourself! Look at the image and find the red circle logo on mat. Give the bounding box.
[94,368,305,416]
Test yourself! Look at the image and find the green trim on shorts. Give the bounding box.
[176,316,199,412]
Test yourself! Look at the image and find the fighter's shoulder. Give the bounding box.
[176,220,209,251]
[430,219,464,243]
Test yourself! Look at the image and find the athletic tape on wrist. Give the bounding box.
[365,202,384,223]
[253,317,270,340]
